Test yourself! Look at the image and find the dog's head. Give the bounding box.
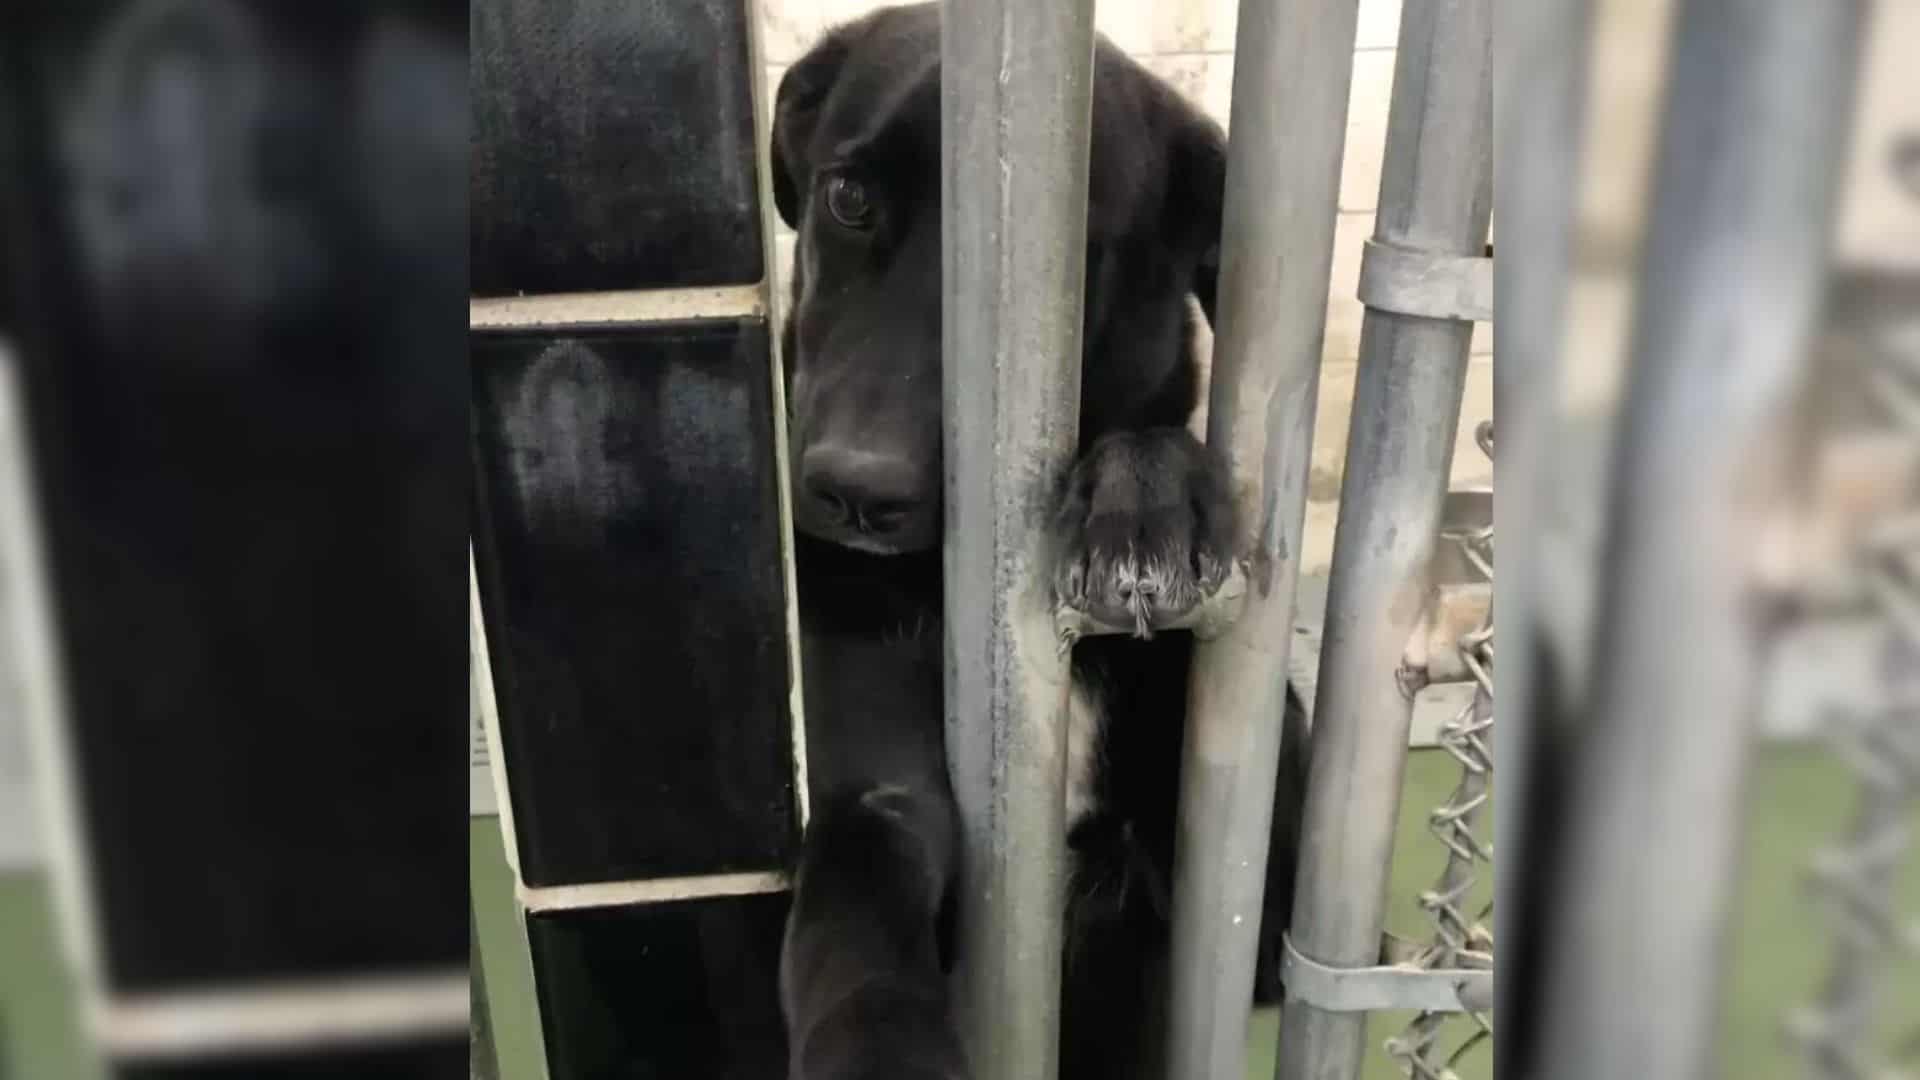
[772,3,1224,555]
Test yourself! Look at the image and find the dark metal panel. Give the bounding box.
[471,320,798,886]
[469,0,766,295]
[524,894,788,1080]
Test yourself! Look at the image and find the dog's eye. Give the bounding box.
[823,175,875,230]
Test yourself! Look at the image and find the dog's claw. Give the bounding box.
[1054,558,1249,644]
[1056,620,1082,656]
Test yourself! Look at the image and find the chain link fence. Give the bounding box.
[1386,421,1496,1080]
[1785,304,1920,1080]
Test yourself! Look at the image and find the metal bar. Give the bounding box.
[513,870,790,912]
[1490,0,1595,1061]
[744,0,813,832]
[1527,1,1866,1077]
[939,1,1096,1077]
[1160,0,1363,1074]
[467,286,767,328]
[91,971,472,1060]
[1274,0,1491,1075]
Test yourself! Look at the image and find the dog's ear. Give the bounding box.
[1162,118,1228,325]
[772,33,851,229]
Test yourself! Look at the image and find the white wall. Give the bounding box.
[756,0,1494,573]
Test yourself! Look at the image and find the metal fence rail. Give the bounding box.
[1162,0,1361,1075]
[1273,0,1491,1077]
[939,1,1097,1076]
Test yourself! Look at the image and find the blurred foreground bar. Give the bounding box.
[1,2,469,1076]
[1510,1,1876,1077]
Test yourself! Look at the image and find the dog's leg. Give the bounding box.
[1059,816,1173,1080]
[1254,681,1311,1004]
[1054,427,1235,636]
[782,785,967,1080]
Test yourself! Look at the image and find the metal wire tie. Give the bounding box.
[1280,931,1492,1014]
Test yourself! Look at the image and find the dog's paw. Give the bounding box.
[1053,427,1233,636]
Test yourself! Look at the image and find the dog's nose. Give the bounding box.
[802,444,924,536]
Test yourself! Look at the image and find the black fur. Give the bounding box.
[773,7,1306,1078]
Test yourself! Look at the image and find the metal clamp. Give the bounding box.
[1356,239,1493,323]
[1280,932,1492,1014]
[1054,563,1248,651]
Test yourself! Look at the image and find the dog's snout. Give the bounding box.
[802,444,924,537]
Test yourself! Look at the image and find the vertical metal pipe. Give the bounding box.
[1162,0,1361,1074]
[940,2,1096,1077]
[1530,2,1864,1077]
[1490,0,1592,1071]
[1274,0,1492,1077]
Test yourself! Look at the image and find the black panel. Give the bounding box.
[3,4,468,990]
[472,321,797,885]
[526,895,789,1080]
[0,182,14,334]
[470,0,765,295]
[115,1037,467,1080]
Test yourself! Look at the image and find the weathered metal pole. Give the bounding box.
[940,0,1096,1076]
[1528,2,1864,1077]
[1274,0,1492,1076]
[1161,0,1361,1073]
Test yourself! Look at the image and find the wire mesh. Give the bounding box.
[1785,314,1920,1080]
[1386,420,1496,1080]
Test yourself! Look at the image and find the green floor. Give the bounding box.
[3,746,1913,1079]
[0,870,91,1080]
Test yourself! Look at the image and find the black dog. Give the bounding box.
[773,7,1306,1078]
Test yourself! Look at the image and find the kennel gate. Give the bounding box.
[462,0,1497,1074]
[468,0,1899,1075]
[938,0,1495,1079]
